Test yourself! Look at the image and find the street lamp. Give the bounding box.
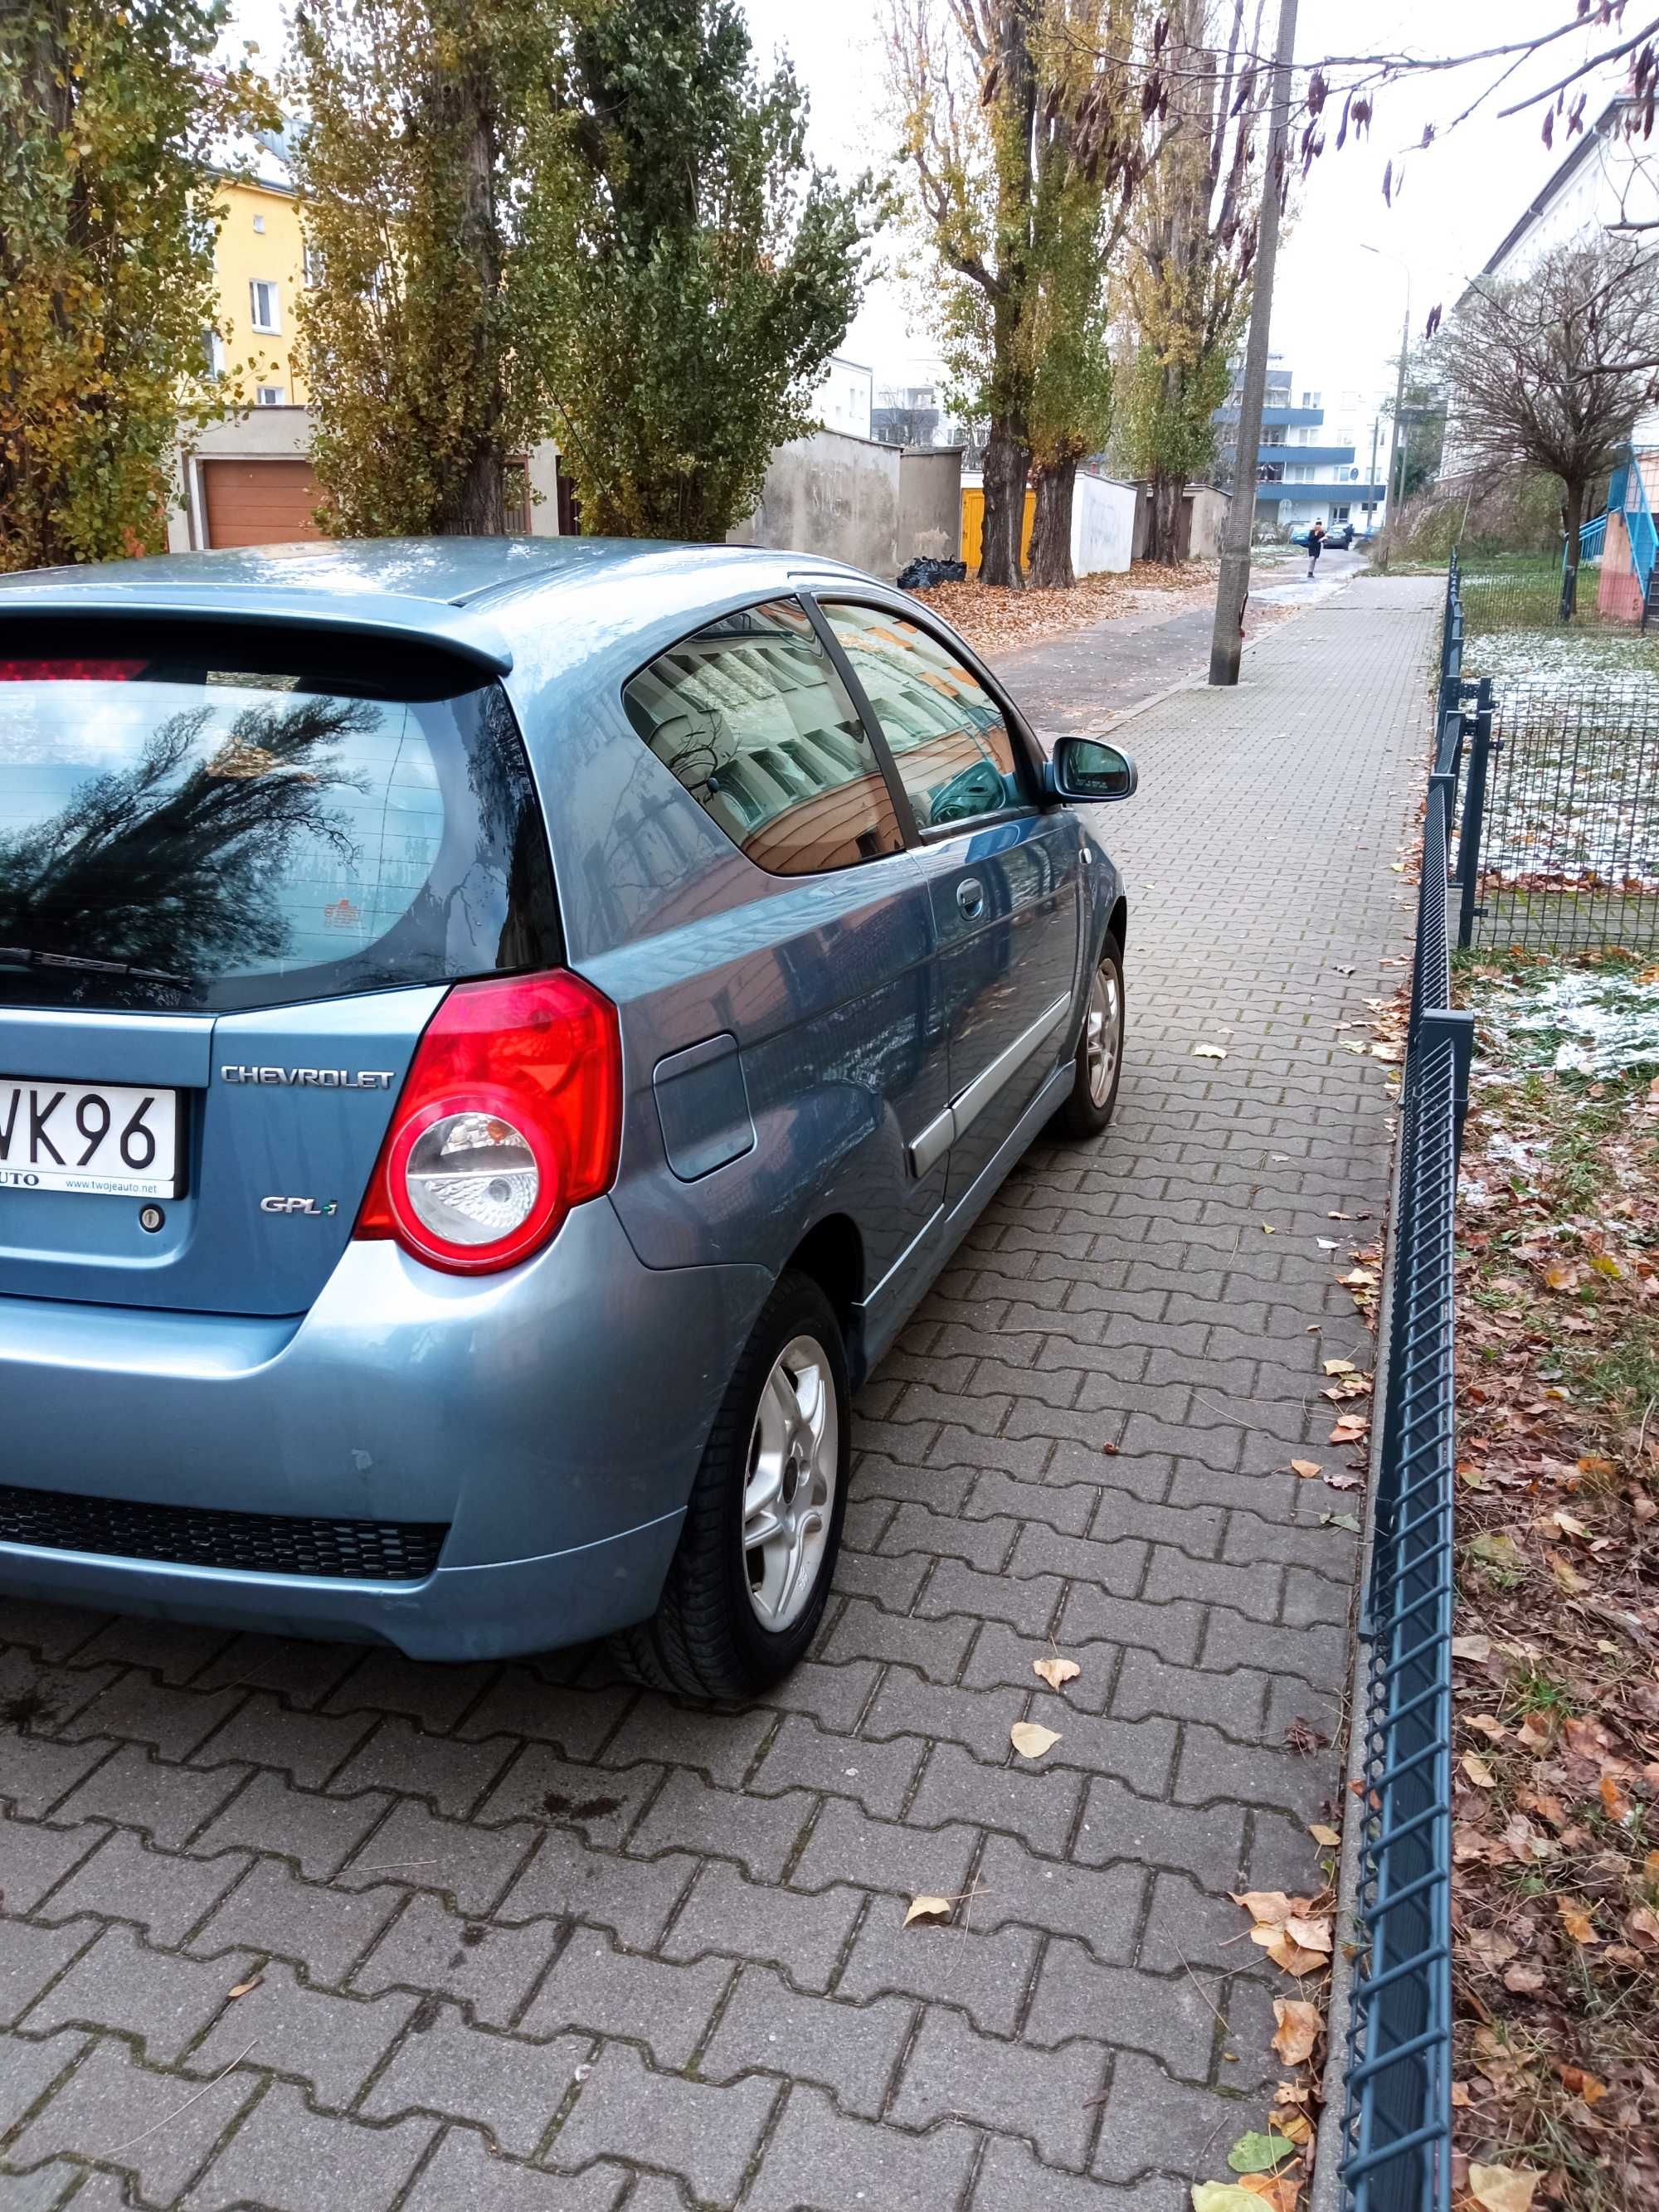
[1360,242,1413,530]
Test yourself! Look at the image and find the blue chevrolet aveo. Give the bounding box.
[0,537,1134,1699]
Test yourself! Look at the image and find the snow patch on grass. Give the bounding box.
[1486,965,1659,1075]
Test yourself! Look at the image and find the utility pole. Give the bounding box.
[1365,416,1379,529]
[1382,303,1409,531]
[1209,0,1300,687]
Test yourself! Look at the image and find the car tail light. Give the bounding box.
[0,658,147,681]
[354,972,622,1276]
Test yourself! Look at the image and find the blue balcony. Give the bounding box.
[1256,482,1389,507]
[1253,445,1357,469]
[1215,406,1324,429]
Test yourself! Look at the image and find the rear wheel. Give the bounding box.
[612,1270,849,1701]
[1053,938,1125,1140]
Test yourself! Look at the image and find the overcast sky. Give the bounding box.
[226,0,1620,430]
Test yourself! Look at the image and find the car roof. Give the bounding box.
[0,538,876,677]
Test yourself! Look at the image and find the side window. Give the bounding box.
[823,604,1023,832]
[621,598,906,877]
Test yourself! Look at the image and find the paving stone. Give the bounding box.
[187,1768,392,1880]
[4,2033,258,2207]
[321,1652,496,1732]
[182,2080,436,2212]
[972,2133,1193,2212]
[351,1894,560,2026]
[188,1961,419,2108]
[59,1679,241,1765]
[893,2000,1107,2169]
[662,1864,862,1993]
[187,1858,402,1984]
[0,1923,95,2032]
[1024,1937,1219,2080]
[748,1714,922,1820]
[71,1619,231,1687]
[859,1667,1026,1765]
[51,1744,246,1850]
[0,2026,87,2135]
[517,1932,729,2067]
[190,1632,362,1710]
[973,1837,1145,1962]
[39,1826,246,1947]
[0,2161,81,2212]
[323,1716,516,1820]
[699,1966,913,2119]
[1073,1776,1244,1889]
[790,1797,976,1902]
[0,1604,108,1666]
[1092,2049,1253,2185]
[552,2041,776,2205]
[744,2082,978,2212]
[0,1738,110,1822]
[834,1909,1041,2039]
[361,2003,586,2156]
[820,1599,975,1682]
[906,1740,1083,1859]
[500,1838,696,1952]
[476,1746,662,1848]
[752,1659,883,1736]
[400,2128,630,2212]
[0,1817,100,1914]
[22,1927,255,2064]
[599,1698,775,1787]
[630,1770,815,1883]
[449,1673,633,1760]
[336,1795,540,1915]
[187,1692,372,1790]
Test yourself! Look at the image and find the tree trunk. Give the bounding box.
[1146,470,1185,565]
[1028,457,1077,589]
[980,418,1030,589]
[1559,474,1586,623]
[434,50,506,535]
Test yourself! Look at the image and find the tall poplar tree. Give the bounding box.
[0,0,274,570]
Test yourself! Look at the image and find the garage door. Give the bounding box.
[202,459,324,548]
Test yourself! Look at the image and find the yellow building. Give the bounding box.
[211,138,309,408]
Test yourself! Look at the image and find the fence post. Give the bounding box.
[1419,1007,1476,1163]
[1454,678,1494,948]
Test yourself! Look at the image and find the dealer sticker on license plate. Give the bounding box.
[0,1077,181,1199]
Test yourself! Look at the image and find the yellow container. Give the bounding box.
[961,485,1036,572]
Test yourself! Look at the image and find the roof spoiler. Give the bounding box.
[0,583,513,678]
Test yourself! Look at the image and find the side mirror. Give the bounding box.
[1048,736,1138,804]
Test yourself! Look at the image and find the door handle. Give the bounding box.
[956,877,985,920]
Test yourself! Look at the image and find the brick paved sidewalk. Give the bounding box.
[0,576,1440,2212]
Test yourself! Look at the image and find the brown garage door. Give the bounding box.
[202,458,324,548]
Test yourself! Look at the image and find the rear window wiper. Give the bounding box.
[0,945,194,986]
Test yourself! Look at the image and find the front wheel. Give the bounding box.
[1053,939,1125,1140]
[611,1270,850,1701]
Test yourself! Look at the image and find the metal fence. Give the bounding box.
[1337,560,1469,2212]
[1466,676,1659,955]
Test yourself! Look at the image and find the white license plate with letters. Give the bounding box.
[0,1077,181,1198]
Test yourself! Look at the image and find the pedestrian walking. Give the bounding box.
[1306,519,1327,579]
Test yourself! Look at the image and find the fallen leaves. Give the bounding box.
[1272,1999,1322,2066]
[1226,2132,1297,2175]
[1283,1717,1328,1756]
[1032,1655,1080,1691]
[1554,1895,1598,1946]
[1461,1750,1497,1790]
[1307,1823,1341,1848]
[1467,2165,1543,2212]
[226,1975,263,2001]
[1194,1042,1228,1060]
[902,1894,955,1928]
[1009,1720,1060,1761]
[1291,1459,1323,1480]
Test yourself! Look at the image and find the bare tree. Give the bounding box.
[1438,236,1659,620]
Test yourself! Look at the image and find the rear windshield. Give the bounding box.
[0,624,560,1013]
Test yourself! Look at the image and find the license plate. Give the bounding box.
[0,1077,181,1198]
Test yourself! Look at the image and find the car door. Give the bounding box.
[593,593,951,1316]
[815,597,1083,1209]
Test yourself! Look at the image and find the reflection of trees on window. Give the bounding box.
[0,694,372,980]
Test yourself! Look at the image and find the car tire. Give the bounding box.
[1053,937,1125,1140]
[611,1269,851,1702]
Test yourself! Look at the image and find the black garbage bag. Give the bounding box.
[897,556,968,591]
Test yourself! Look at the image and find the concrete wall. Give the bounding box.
[1186,485,1230,560]
[898,447,963,562]
[731,427,902,574]
[1072,475,1135,574]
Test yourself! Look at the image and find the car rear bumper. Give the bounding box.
[0,1202,769,1659]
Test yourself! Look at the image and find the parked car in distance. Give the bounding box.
[1291,522,1355,551]
[0,538,1135,1699]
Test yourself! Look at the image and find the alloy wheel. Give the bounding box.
[1085,960,1122,1107]
[742,1334,839,1631]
